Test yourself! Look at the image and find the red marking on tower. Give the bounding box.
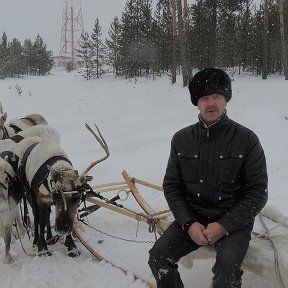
[59,0,84,66]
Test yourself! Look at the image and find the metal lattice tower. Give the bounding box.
[59,0,84,66]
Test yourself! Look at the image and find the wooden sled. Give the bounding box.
[74,170,288,288]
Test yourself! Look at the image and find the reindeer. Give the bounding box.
[0,102,48,140]
[0,124,60,153]
[0,136,56,263]
[16,124,109,257]
[0,156,26,264]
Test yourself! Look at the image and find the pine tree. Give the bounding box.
[106,17,122,76]
[76,32,94,80]
[154,0,174,75]
[6,38,25,77]
[22,38,34,75]
[217,2,243,70]
[32,35,54,76]
[119,0,157,78]
[236,0,255,72]
[252,1,282,76]
[118,0,139,77]
[0,32,8,78]
[91,18,106,78]
[139,0,158,77]
[189,0,212,69]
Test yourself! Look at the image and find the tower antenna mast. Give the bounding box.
[59,0,84,67]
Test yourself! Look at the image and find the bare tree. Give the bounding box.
[262,0,269,79]
[183,0,192,80]
[279,0,288,80]
[171,0,177,85]
[176,0,189,86]
[209,0,217,67]
[171,0,177,84]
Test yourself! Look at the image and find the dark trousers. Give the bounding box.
[148,221,252,288]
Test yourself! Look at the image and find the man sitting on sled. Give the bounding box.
[148,68,268,288]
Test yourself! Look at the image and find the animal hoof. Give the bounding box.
[47,235,60,245]
[38,250,52,257]
[67,248,81,258]
[4,254,14,264]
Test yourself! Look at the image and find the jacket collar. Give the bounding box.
[198,110,230,138]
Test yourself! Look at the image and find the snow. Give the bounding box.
[0,69,287,288]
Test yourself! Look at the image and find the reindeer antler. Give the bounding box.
[74,123,110,187]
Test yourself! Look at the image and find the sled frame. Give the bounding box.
[75,170,288,288]
[84,170,171,234]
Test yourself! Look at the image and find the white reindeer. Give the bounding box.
[0,124,60,153]
[0,157,26,264]
[0,136,54,263]
[0,102,48,140]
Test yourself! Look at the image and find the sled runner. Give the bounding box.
[74,170,288,288]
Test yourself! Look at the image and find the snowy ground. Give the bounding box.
[0,69,287,287]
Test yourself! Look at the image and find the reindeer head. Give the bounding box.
[48,163,81,236]
[48,164,79,192]
[50,124,109,236]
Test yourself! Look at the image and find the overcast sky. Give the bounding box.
[0,0,129,55]
[0,0,201,56]
[0,0,258,56]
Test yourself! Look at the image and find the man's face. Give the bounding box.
[197,94,227,125]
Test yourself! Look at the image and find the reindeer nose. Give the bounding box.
[55,218,72,235]
[55,225,71,236]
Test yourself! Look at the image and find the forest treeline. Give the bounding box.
[76,0,288,83]
[0,34,53,78]
[1,0,287,83]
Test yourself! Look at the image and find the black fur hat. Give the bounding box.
[188,68,232,106]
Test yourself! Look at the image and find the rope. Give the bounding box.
[83,187,165,235]
[78,218,156,244]
[14,219,36,257]
[258,213,287,288]
[19,199,32,241]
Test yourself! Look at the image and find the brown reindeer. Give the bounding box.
[16,124,109,257]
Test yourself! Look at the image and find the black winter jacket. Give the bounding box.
[163,113,268,233]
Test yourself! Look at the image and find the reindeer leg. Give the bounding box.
[64,233,80,258]
[32,204,40,248]
[37,203,51,256]
[4,225,14,264]
[46,206,58,245]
